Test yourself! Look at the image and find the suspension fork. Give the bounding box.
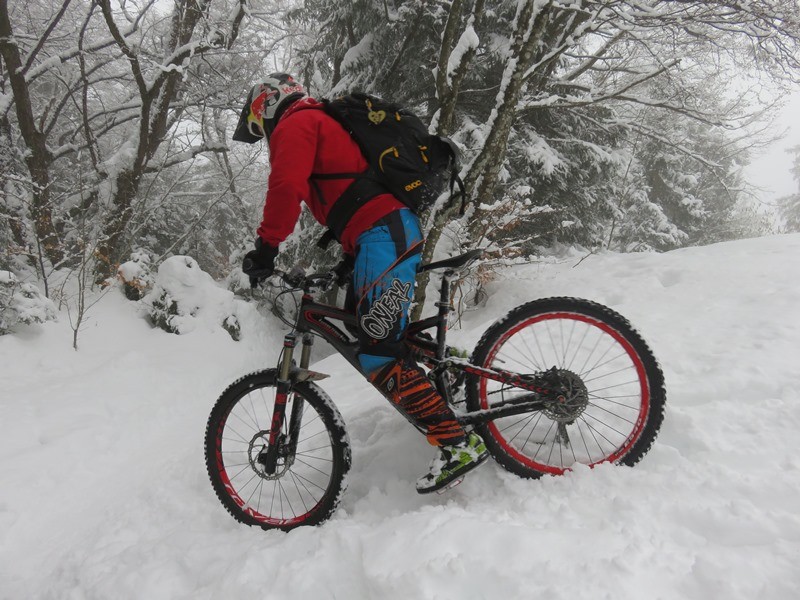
[285,333,314,458]
[262,333,300,474]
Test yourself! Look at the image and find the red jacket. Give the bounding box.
[256,97,404,254]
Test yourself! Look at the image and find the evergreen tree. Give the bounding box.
[778,147,800,232]
[287,0,795,260]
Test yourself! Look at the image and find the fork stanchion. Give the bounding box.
[279,334,297,381]
[299,333,314,369]
[261,334,297,475]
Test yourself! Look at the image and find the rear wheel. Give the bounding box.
[205,370,350,531]
[465,297,665,478]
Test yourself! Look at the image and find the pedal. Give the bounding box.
[435,476,464,495]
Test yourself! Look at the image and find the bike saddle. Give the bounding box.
[418,249,484,273]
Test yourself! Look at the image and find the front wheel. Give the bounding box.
[465,297,666,478]
[205,370,351,531]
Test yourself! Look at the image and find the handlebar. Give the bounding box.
[256,267,337,292]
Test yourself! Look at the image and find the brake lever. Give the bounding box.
[285,266,307,288]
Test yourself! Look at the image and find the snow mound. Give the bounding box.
[142,255,248,339]
[0,271,56,334]
[117,251,154,301]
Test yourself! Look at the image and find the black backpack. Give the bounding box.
[311,93,464,243]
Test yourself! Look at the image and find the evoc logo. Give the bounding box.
[361,279,412,340]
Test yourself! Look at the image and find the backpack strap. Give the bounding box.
[451,173,467,216]
[326,176,388,241]
[310,172,388,244]
[309,171,364,207]
[313,171,467,249]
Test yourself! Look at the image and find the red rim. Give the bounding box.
[479,311,650,474]
[214,404,326,527]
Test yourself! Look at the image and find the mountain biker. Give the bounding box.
[233,73,487,493]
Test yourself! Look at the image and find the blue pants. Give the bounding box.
[353,209,423,375]
[351,209,467,446]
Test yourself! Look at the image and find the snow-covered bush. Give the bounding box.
[142,256,247,340]
[117,251,154,301]
[0,272,57,334]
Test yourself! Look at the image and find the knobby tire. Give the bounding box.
[465,297,666,478]
[204,370,351,531]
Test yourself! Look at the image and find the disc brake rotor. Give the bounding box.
[541,369,589,423]
[248,431,292,480]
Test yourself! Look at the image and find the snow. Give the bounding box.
[22,55,63,82]
[523,134,566,176]
[340,33,375,74]
[117,255,150,285]
[0,92,12,115]
[446,25,479,86]
[0,271,56,333]
[141,255,255,336]
[99,139,137,183]
[2,234,800,599]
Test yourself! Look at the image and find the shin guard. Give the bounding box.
[369,358,467,447]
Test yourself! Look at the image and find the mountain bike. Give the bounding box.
[204,249,666,531]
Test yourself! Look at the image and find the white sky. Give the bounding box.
[744,88,800,206]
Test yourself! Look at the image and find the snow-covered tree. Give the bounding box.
[289,1,798,313]
[455,1,797,249]
[0,0,265,284]
[0,270,56,333]
[778,146,800,232]
[3,0,799,323]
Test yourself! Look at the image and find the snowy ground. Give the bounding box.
[2,234,800,600]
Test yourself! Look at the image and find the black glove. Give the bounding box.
[242,237,279,287]
[332,254,355,287]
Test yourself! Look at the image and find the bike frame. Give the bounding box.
[291,271,552,410]
[260,269,556,474]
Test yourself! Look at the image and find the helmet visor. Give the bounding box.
[232,76,305,144]
[232,99,263,144]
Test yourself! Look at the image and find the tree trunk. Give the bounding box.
[434,0,485,137]
[0,113,27,251]
[412,0,550,320]
[0,0,61,265]
[94,170,140,278]
[94,0,242,279]
[465,1,551,210]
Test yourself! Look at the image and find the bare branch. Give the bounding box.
[97,0,149,99]
[143,142,228,173]
[21,0,73,75]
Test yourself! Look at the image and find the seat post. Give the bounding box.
[434,270,455,360]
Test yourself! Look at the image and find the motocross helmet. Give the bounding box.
[232,73,306,143]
